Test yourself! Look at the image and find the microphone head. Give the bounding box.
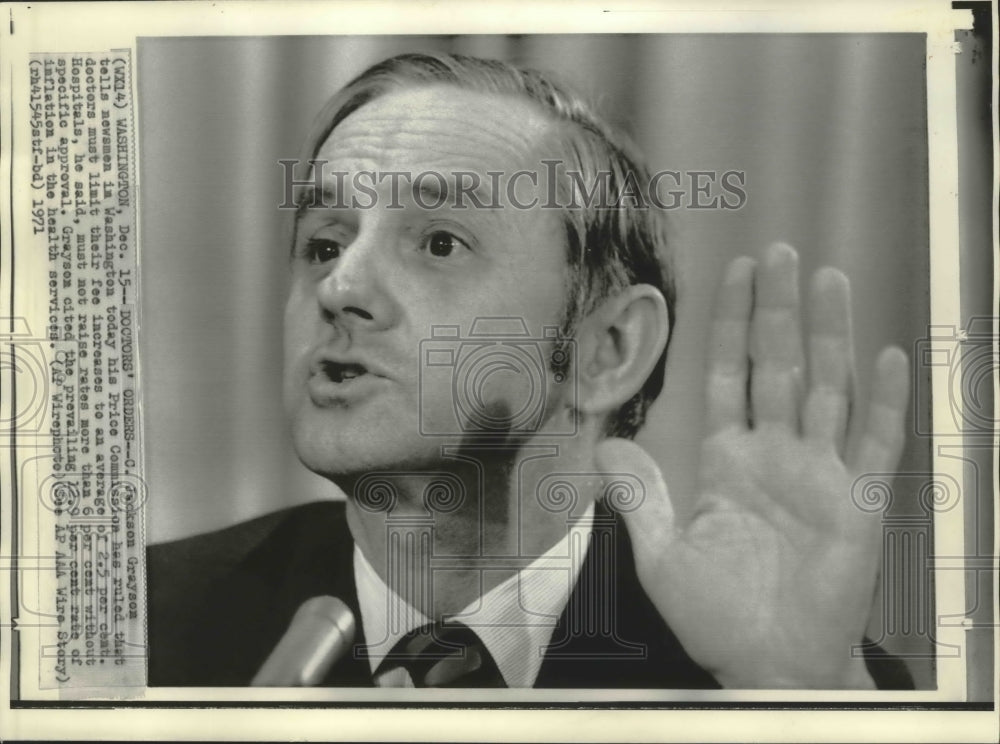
[251,596,356,687]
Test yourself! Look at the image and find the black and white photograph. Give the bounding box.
[141,32,938,693]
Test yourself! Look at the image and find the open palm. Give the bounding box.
[597,243,910,689]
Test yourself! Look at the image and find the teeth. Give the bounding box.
[324,362,366,382]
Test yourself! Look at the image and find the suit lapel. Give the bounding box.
[151,498,911,690]
[151,499,717,688]
[260,501,373,687]
[536,498,720,689]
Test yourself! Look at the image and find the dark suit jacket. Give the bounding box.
[147,499,913,689]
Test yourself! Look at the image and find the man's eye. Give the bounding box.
[420,230,469,258]
[305,238,342,263]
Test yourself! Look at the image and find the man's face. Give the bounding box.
[283,85,573,477]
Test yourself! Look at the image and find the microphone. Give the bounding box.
[251,596,356,686]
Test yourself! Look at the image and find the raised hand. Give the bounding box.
[596,242,910,689]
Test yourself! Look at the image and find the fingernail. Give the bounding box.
[765,241,798,266]
[725,255,756,284]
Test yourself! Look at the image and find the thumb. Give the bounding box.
[594,437,678,547]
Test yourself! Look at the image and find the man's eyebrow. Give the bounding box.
[412,177,446,206]
[292,172,501,216]
[293,184,339,220]
[412,171,497,209]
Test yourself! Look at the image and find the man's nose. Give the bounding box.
[315,231,397,331]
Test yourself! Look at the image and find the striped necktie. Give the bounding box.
[377,621,506,687]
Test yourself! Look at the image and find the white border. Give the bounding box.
[0,1,994,741]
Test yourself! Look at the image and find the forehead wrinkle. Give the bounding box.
[319,89,557,176]
[311,86,570,255]
[323,130,541,176]
[337,111,543,151]
[325,140,519,175]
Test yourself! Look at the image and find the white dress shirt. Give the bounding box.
[353,504,595,688]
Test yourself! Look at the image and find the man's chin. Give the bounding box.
[287,395,581,480]
[290,420,437,478]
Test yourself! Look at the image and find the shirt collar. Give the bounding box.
[353,504,595,688]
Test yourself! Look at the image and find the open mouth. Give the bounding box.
[321,360,369,383]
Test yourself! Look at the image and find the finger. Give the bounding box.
[594,437,677,543]
[705,256,756,434]
[802,267,856,455]
[750,243,806,430]
[848,347,910,475]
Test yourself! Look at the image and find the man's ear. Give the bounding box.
[573,284,670,417]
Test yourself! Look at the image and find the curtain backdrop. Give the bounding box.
[138,34,932,685]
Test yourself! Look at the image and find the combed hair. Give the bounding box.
[295,52,677,439]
